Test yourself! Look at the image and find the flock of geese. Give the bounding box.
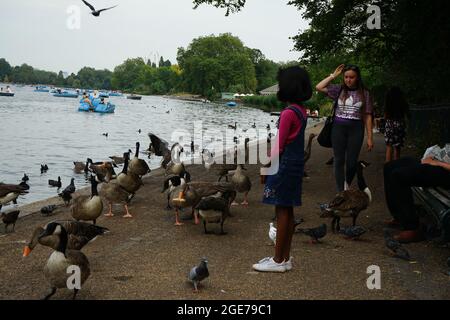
[0,123,379,298]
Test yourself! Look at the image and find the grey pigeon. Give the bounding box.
[58,178,75,205]
[297,223,327,243]
[383,229,411,261]
[339,225,367,240]
[188,258,209,293]
[40,204,58,216]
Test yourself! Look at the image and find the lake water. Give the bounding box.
[0,84,320,207]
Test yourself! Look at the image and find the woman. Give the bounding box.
[316,64,374,192]
[254,66,312,273]
[384,86,410,162]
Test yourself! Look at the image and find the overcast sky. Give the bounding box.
[0,0,309,74]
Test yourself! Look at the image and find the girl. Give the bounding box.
[254,66,312,273]
[384,86,409,162]
[316,64,374,192]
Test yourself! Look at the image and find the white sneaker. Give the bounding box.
[252,257,287,273]
[284,257,293,271]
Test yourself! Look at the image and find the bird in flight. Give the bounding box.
[82,0,117,17]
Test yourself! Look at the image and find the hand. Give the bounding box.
[367,138,374,152]
[332,64,345,78]
[421,157,435,165]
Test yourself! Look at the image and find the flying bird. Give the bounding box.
[188,258,209,293]
[82,0,117,17]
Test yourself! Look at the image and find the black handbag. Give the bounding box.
[317,86,343,148]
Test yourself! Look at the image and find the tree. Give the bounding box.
[111,58,147,91]
[177,33,256,97]
[0,58,12,80]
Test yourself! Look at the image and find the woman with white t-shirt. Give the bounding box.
[316,64,374,192]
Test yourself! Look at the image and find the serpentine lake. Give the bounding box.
[0,84,321,207]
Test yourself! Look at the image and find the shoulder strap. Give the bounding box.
[285,105,305,122]
[331,86,344,117]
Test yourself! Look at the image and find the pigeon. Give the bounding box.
[339,225,367,240]
[48,176,62,188]
[1,208,20,233]
[188,258,209,293]
[296,223,327,243]
[82,0,117,17]
[269,222,277,245]
[40,204,58,216]
[383,229,411,261]
[59,178,76,206]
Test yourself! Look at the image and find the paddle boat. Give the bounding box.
[109,91,123,97]
[53,91,79,98]
[127,94,142,100]
[226,101,237,107]
[99,92,110,98]
[0,92,14,97]
[34,86,50,92]
[79,98,115,113]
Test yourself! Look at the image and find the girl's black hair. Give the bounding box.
[277,66,312,104]
[384,86,410,120]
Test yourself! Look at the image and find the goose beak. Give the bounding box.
[23,246,32,257]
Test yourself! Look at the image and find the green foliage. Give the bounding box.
[0,58,12,80]
[177,33,257,97]
[192,0,246,16]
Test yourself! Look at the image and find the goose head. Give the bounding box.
[38,222,68,255]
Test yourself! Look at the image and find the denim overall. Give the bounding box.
[263,106,306,207]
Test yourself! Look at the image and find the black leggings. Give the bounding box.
[331,121,365,192]
[384,157,450,230]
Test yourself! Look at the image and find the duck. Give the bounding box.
[100,179,133,218]
[40,164,49,174]
[162,173,188,209]
[73,158,93,174]
[39,222,90,300]
[128,142,151,176]
[89,161,117,183]
[109,149,132,165]
[48,176,62,188]
[22,173,29,182]
[228,122,237,130]
[1,205,20,233]
[71,175,103,224]
[231,165,252,206]
[251,122,256,129]
[0,183,28,206]
[23,220,109,256]
[320,161,372,232]
[195,190,235,235]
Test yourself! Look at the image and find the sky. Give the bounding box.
[0,0,309,74]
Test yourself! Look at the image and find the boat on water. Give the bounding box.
[53,91,79,98]
[127,94,142,100]
[109,91,123,97]
[99,92,110,98]
[226,101,237,107]
[34,86,50,92]
[0,92,14,97]
[79,98,115,113]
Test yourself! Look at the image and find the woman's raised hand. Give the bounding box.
[332,64,345,78]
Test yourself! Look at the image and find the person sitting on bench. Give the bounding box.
[383,144,450,243]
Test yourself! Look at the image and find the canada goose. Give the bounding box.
[228,122,237,130]
[320,161,372,232]
[0,183,28,206]
[195,190,235,235]
[48,176,62,188]
[109,149,132,165]
[100,179,133,218]
[117,152,143,197]
[231,165,252,206]
[73,158,91,174]
[1,206,20,233]
[22,174,29,182]
[23,220,109,256]
[39,223,90,300]
[205,163,237,182]
[170,182,236,226]
[148,133,172,168]
[71,175,103,224]
[89,161,117,183]
[58,178,75,206]
[251,122,256,129]
[129,142,151,176]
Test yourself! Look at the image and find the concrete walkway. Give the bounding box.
[0,124,449,300]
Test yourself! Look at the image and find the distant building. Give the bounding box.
[260,84,278,96]
[221,92,236,100]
